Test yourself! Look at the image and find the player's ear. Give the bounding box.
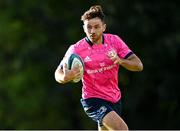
[103,23,106,32]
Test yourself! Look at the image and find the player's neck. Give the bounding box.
[85,35,104,46]
[94,36,103,45]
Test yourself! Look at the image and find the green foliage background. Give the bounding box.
[0,0,179,129]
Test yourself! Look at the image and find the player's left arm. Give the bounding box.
[110,35,143,71]
[110,53,143,71]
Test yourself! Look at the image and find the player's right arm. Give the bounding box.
[55,45,81,84]
[54,63,81,84]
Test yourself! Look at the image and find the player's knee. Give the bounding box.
[120,123,128,130]
[104,121,129,131]
[113,121,129,130]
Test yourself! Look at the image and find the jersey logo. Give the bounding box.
[97,106,107,115]
[108,49,117,58]
[84,56,92,62]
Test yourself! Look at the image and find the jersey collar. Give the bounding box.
[85,34,105,46]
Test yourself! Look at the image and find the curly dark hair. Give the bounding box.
[81,5,105,22]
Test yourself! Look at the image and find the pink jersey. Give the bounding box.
[60,34,133,103]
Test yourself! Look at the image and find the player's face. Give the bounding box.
[83,17,106,44]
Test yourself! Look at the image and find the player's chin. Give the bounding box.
[89,37,97,43]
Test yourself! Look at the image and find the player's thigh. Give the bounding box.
[102,111,128,130]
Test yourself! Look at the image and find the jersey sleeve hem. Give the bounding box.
[124,51,134,59]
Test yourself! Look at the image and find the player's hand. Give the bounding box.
[108,51,123,65]
[63,63,81,82]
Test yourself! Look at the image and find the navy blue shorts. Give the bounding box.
[80,98,122,126]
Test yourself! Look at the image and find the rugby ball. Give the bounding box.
[67,54,84,83]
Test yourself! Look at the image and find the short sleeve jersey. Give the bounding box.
[60,34,133,103]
